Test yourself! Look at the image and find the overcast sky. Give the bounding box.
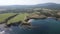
[0,0,60,5]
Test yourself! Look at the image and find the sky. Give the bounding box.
[0,0,60,5]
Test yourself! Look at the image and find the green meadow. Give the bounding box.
[0,13,17,23]
[7,13,29,24]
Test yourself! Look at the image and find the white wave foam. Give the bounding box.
[0,31,5,34]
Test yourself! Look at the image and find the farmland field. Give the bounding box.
[0,13,17,23]
[7,13,29,24]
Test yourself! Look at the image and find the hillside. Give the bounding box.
[0,3,60,10]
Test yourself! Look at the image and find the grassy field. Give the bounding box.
[7,13,29,24]
[0,13,17,23]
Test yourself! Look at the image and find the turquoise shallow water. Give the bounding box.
[0,18,60,34]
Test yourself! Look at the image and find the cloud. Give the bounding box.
[0,0,60,5]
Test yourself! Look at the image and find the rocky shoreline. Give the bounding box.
[0,13,60,28]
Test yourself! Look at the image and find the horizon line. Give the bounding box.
[0,2,59,6]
